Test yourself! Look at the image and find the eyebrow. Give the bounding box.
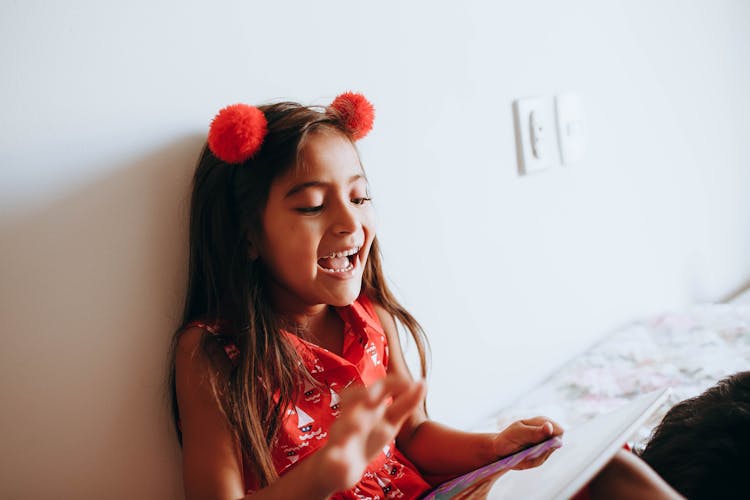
[284,174,365,198]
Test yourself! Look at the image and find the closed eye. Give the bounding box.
[295,205,324,214]
[295,197,371,214]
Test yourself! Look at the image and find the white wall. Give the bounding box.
[1,1,748,498]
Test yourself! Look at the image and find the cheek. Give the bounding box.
[263,223,319,269]
[359,214,377,264]
[363,210,376,242]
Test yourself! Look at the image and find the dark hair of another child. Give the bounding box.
[638,371,750,500]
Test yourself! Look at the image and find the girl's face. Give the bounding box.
[259,131,375,313]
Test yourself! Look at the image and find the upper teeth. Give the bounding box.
[324,246,359,259]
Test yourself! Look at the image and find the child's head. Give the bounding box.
[638,371,750,499]
[185,94,379,324]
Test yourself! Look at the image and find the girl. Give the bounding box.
[168,93,680,499]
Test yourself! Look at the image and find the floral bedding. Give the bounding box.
[472,303,750,452]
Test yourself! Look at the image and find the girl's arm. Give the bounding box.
[373,305,562,480]
[175,327,425,500]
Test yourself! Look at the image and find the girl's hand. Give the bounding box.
[492,416,564,470]
[317,376,426,493]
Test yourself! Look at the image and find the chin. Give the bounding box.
[326,283,362,307]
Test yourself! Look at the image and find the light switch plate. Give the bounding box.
[555,92,586,165]
[513,96,558,175]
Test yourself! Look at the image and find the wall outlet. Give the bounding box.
[513,96,558,175]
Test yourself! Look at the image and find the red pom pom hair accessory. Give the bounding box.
[207,92,374,164]
[329,91,375,140]
[208,104,268,164]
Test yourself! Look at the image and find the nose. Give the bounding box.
[330,197,360,235]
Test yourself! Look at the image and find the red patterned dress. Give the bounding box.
[182,294,431,499]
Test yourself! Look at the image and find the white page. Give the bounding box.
[488,388,671,500]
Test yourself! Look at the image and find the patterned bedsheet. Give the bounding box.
[471,303,750,452]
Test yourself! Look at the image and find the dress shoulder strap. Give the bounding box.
[183,319,240,364]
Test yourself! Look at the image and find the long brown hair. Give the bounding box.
[167,101,429,487]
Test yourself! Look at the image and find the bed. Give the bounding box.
[470,290,750,453]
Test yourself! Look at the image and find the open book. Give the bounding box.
[424,388,670,500]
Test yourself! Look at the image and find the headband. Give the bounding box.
[207,91,375,165]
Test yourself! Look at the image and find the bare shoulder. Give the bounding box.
[175,326,232,376]
[174,327,225,414]
[175,326,207,360]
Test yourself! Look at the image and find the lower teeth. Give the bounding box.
[324,263,353,273]
[322,260,354,273]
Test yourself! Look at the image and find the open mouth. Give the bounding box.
[317,245,360,274]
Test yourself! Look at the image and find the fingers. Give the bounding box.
[328,376,425,463]
[366,376,408,407]
[331,383,385,440]
[348,376,425,427]
[364,377,424,459]
[513,447,558,470]
[506,417,562,446]
[519,416,564,437]
[495,416,564,458]
[384,378,426,425]
[336,375,425,433]
[340,375,413,407]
